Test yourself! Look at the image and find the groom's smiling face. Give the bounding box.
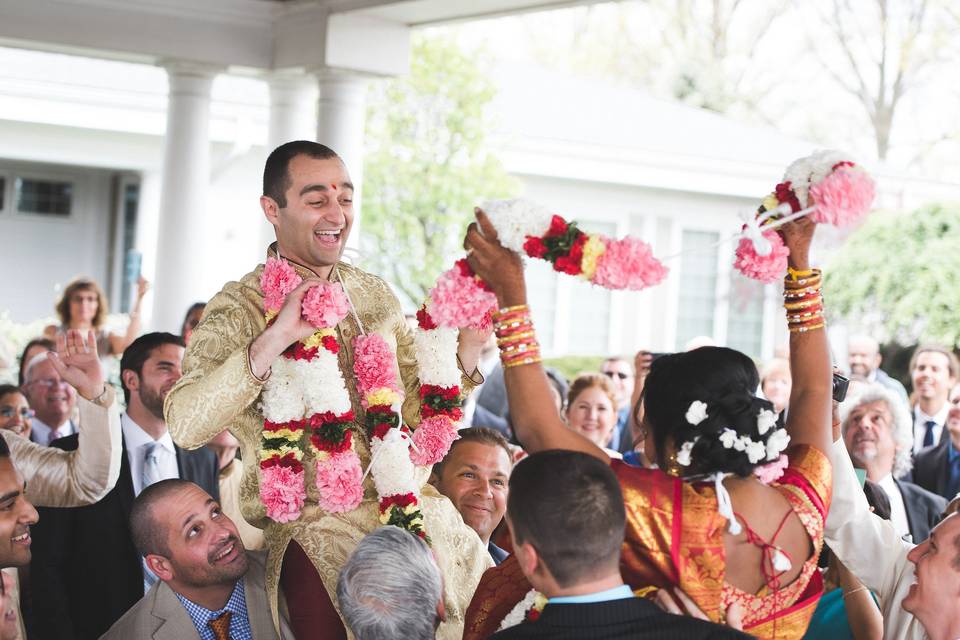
[267,154,355,272]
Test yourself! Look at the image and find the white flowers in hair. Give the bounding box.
[676,436,699,467]
[685,401,709,426]
[765,428,791,462]
[757,409,778,435]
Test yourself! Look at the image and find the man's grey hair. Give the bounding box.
[22,351,51,384]
[336,527,442,640]
[841,383,914,477]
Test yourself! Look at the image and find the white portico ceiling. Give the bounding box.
[0,0,604,72]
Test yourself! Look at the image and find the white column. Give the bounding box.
[153,61,217,333]
[258,72,321,250]
[314,69,368,250]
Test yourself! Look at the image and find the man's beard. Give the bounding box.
[171,537,249,588]
[851,444,878,468]
[139,385,166,421]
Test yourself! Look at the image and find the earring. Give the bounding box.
[664,451,681,477]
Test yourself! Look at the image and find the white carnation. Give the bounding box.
[766,428,791,461]
[414,327,461,387]
[719,428,738,449]
[370,429,419,496]
[295,353,353,416]
[757,409,777,435]
[481,198,555,252]
[685,401,709,426]
[676,437,698,467]
[261,358,305,423]
[498,590,541,631]
[808,149,852,188]
[782,155,815,208]
[745,440,767,464]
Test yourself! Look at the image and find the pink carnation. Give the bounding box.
[753,454,789,485]
[809,165,875,227]
[260,258,302,313]
[259,464,305,523]
[591,236,668,290]
[352,333,403,397]
[426,264,498,331]
[733,230,790,283]
[315,451,364,513]
[410,416,460,466]
[301,282,351,328]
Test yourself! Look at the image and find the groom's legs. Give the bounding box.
[280,540,347,639]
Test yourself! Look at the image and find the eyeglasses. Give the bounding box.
[0,408,34,420]
[27,378,68,389]
[602,371,630,380]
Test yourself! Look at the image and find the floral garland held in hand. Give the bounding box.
[735,150,875,283]
[427,200,668,331]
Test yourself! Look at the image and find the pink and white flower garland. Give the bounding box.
[735,150,875,282]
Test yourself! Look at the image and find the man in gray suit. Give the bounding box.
[102,480,292,639]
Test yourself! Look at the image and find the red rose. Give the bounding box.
[380,493,417,511]
[569,232,587,261]
[455,258,474,278]
[523,236,548,258]
[371,422,393,440]
[774,182,802,213]
[547,214,568,237]
[321,335,339,354]
[416,306,438,330]
[554,255,582,275]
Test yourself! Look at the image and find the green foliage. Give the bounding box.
[825,203,960,346]
[361,35,517,307]
[543,355,606,383]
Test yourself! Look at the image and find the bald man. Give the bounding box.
[848,335,909,405]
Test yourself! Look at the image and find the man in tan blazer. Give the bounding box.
[101,480,292,640]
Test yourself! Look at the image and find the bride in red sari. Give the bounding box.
[461,213,833,640]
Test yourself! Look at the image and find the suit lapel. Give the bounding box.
[245,552,279,639]
[936,444,952,497]
[150,583,201,640]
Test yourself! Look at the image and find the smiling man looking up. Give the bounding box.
[165,141,491,640]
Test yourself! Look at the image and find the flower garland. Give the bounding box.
[427,200,667,331]
[257,257,448,540]
[735,151,875,282]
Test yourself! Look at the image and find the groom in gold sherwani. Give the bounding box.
[165,141,492,639]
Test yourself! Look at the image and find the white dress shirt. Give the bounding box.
[877,473,912,541]
[121,414,179,497]
[30,418,77,446]
[913,404,950,454]
[825,438,929,640]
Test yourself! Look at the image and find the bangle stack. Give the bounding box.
[492,304,542,369]
[783,268,825,334]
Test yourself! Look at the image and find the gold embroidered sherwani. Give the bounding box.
[164,250,493,639]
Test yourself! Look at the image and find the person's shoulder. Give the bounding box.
[898,478,948,510]
[914,440,949,465]
[99,584,157,639]
[50,432,80,451]
[337,262,394,295]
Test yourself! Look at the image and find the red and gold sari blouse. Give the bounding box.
[464,444,832,640]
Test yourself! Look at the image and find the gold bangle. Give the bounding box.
[497,331,537,346]
[789,321,825,333]
[842,586,869,599]
[786,266,816,281]
[784,297,823,310]
[495,304,529,316]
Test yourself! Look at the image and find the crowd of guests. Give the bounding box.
[1,141,959,640]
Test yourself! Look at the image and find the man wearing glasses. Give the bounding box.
[599,357,635,453]
[21,352,78,445]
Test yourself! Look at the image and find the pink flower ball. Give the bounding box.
[733,230,790,283]
[315,451,364,513]
[809,166,875,226]
[301,282,351,328]
[592,236,668,291]
[353,334,402,397]
[259,464,305,523]
[260,258,302,313]
[753,454,789,485]
[427,265,498,330]
[410,416,460,466]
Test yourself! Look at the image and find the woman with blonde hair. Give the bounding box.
[44,276,148,357]
[565,372,622,458]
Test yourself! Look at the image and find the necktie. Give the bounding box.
[142,442,162,490]
[47,427,62,445]
[923,420,937,448]
[209,611,233,640]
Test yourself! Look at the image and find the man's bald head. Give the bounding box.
[849,334,883,380]
[129,479,193,557]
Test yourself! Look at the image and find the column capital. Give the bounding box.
[158,59,224,96]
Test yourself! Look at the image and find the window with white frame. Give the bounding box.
[726,269,765,358]
[525,258,558,353]
[675,230,720,350]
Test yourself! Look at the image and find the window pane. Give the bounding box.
[676,230,719,350]
[15,178,73,216]
[526,259,558,353]
[567,278,611,354]
[726,270,765,358]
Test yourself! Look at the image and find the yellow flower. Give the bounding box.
[402,504,421,516]
[761,193,779,213]
[265,428,303,441]
[580,235,606,280]
[303,328,336,350]
[366,388,402,407]
[378,511,391,525]
[259,445,303,462]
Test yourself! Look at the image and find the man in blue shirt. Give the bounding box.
[491,450,750,639]
[102,480,291,639]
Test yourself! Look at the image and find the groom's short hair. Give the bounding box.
[507,450,625,587]
[263,141,340,208]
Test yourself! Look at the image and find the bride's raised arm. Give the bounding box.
[464,209,608,461]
